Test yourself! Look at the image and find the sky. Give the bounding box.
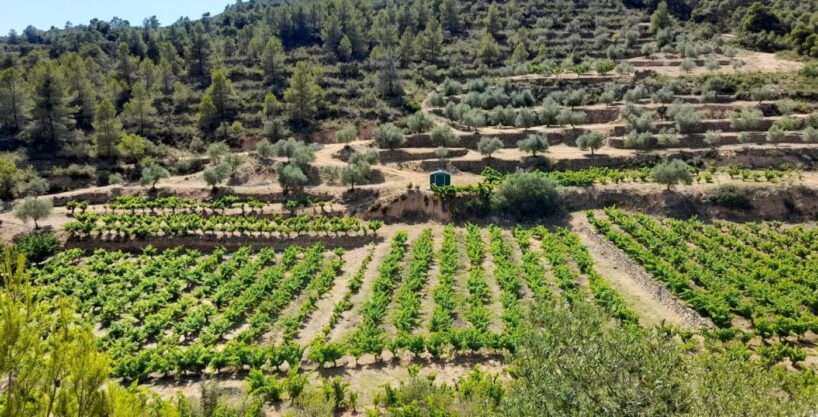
[0,0,233,34]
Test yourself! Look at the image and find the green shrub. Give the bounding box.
[492,172,560,217]
[708,184,751,210]
[15,232,59,263]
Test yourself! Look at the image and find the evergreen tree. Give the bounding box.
[485,3,503,37]
[92,98,123,159]
[115,42,136,86]
[376,48,403,97]
[260,37,286,85]
[439,0,461,34]
[186,22,212,82]
[416,18,443,63]
[321,14,343,58]
[200,69,239,138]
[63,54,96,130]
[284,62,323,126]
[122,82,158,136]
[22,62,76,149]
[0,67,31,132]
[479,32,502,65]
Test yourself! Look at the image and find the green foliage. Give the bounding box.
[15,231,59,263]
[14,197,52,229]
[492,172,560,217]
[651,159,693,190]
[477,136,503,158]
[575,131,605,156]
[516,134,548,156]
[708,184,752,210]
[373,123,406,151]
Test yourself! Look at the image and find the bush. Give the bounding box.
[373,123,406,150]
[430,126,459,148]
[492,172,560,217]
[772,117,803,131]
[729,107,763,131]
[669,103,702,133]
[703,130,722,147]
[766,125,786,143]
[708,184,751,210]
[174,158,205,174]
[15,231,59,263]
[335,125,358,144]
[803,127,818,143]
[651,159,693,190]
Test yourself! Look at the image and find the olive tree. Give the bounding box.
[406,111,435,134]
[14,197,53,229]
[139,164,169,191]
[373,123,406,150]
[729,107,763,131]
[803,126,818,143]
[703,130,722,148]
[576,131,606,156]
[668,103,702,133]
[492,172,560,217]
[477,136,503,159]
[517,134,549,156]
[430,126,460,148]
[652,159,693,190]
[207,141,230,164]
[276,162,309,193]
[256,138,275,158]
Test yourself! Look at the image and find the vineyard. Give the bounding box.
[588,208,818,365]
[31,221,636,384]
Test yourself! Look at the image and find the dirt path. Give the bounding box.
[294,244,373,346]
[325,229,400,342]
[568,213,713,330]
[416,227,442,335]
[481,228,508,334]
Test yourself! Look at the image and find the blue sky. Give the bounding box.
[1,0,233,34]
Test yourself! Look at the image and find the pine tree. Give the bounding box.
[479,32,502,65]
[398,29,415,68]
[376,48,403,97]
[416,18,443,63]
[284,62,323,126]
[186,22,212,81]
[92,98,123,159]
[201,69,239,138]
[115,42,136,85]
[22,62,76,149]
[63,54,96,130]
[0,67,31,132]
[485,3,503,37]
[122,82,157,136]
[440,0,461,34]
[338,36,353,62]
[260,37,286,85]
[197,94,219,133]
[321,14,343,58]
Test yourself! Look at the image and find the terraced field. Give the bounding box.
[32,209,642,387]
